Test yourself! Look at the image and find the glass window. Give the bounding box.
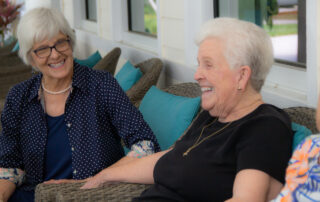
[215,0,306,67]
[128,0,157,37]
[85,0,97,22]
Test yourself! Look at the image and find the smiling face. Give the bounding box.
[30,32,74,83]
[194,37,240,118]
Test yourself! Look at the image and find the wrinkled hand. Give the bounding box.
[43,179,86,184]
[80,176,106,189]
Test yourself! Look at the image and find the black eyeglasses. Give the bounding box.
[33,39,71,58]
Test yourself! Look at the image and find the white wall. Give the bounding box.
[24,0,60,11]
[59,0,320,108]
[159,0,185,64]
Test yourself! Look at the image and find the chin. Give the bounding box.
[201,104,213,114]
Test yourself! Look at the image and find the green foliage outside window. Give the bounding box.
[144,0,157,35]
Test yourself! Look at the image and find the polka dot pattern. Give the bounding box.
[0,63,160,191]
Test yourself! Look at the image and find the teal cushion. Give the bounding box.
[292,122,312,151]
[74,51,102,68]
[115,61,142,91]
[139,86,201,150]
[11,41,19,52]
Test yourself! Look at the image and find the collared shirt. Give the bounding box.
[0,62,160,191]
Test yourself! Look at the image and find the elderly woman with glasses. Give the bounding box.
[0,7,159,202]
[74,18,293,202]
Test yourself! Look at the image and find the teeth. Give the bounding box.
[49,61,65,68]
[201,87,213,92]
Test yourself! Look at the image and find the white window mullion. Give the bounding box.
[306,0,319,107]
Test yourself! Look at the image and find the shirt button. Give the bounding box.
[71,147,74,151]
[67,123,72,128]
[73,170,77,174]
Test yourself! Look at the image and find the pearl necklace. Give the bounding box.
[41,82,72,95]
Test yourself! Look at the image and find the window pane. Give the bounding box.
[86,0,97,22]
[128,0,157,36]
[216,0,306,66]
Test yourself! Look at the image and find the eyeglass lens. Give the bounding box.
[34,40,70,58]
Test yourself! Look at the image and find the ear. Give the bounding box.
[237,65,251,91]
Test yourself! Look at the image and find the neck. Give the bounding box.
[218,92,264,123]
[42,75,72,91]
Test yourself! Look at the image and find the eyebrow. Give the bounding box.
[199,56,214,64]
[33,38,68,50]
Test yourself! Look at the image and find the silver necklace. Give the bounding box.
[41,82,72,95]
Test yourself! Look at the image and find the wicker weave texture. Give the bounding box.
[35,182,151,202]
[35,182,84,202]
[0,63,32,76]
[0,54,25,67]
[0,39,17,55]
[93,47,121,76]
[162,82,201,98]
[126,58,163,105]
[284,107,317,133]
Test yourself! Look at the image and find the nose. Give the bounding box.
[194,66,204,81]
[50,47,61,58]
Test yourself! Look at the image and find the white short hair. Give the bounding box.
[17,7,76,69]
[195,17,274,92]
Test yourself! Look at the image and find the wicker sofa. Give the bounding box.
[34,82,317,202]
[126,58,163,106]
[93,47,121,75]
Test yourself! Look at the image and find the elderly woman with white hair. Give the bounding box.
[0,7,159,202]
[73,18,294,201]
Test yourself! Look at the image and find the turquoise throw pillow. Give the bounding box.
[139,86,201,150]
[74,51,102,68]
[11,41,19,52]
[115,61,142,91]
[292,122,312,151]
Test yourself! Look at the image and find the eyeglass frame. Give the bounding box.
[32,38,71,58]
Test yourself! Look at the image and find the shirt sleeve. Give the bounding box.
[126,140,155,158]
[0,89,24,170]
[102,74,160,152]
[0,168,25,186]
[236,116,293,184]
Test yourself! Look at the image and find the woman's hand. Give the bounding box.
[80,176,106,189]
[43,179,86,184]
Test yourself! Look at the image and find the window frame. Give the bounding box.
[85,0,97,22]
[111,0,159,54]
[73,0,98,33]
[214,0,306,68]
[127,0,157,37]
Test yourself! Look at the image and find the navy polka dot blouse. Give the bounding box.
[0,63,160,191]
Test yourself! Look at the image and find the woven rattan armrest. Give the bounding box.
[35,182,151,202]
